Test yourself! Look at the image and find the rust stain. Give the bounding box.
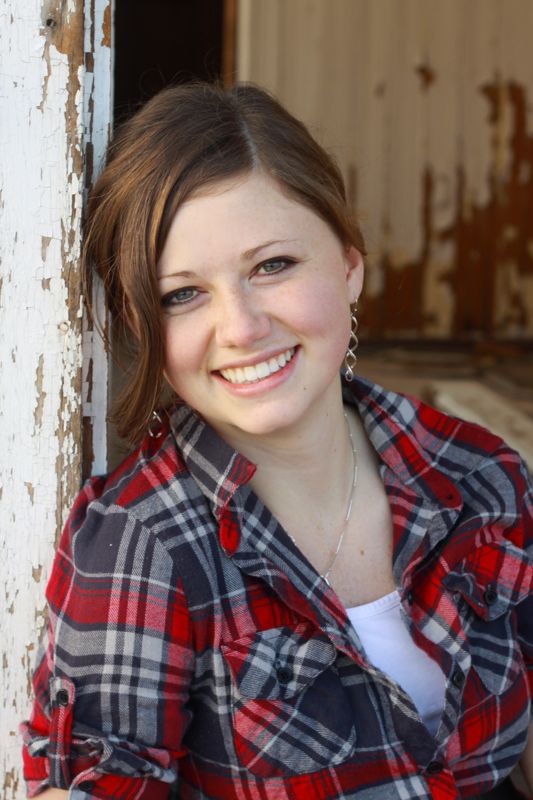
[101,1,112,47]
[33,354,46,429]
[364,169,433,337]
[444,79,533,336]
[415,62,436,91]
[364,78,533,340]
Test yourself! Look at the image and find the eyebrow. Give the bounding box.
[158,239,299,281]
[242,238,297,260]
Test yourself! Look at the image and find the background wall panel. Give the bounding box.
[237,0,533,341]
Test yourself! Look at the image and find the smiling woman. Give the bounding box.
[21,83,532,800]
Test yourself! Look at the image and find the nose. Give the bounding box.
[215,288,271,348]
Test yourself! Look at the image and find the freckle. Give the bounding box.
[359,549,365,556]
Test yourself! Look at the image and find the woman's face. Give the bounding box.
[157,171,363,442]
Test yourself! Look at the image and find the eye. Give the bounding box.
[160,286,199,308]
[256,257,296,275]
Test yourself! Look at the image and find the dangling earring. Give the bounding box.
[344,301,359,382]
[148,410,164,438]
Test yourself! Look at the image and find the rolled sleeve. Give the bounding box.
[21,483,194,797]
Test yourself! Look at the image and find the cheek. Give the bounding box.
[290,276,351,344]
[162,321,206,389]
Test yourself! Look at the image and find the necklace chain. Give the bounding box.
[322,412,358,585]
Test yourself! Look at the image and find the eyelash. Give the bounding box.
[256,257,296,275]
[160,257,297,309]
[160,286,199,308]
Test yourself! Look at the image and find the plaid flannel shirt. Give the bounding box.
[21,376,533,799]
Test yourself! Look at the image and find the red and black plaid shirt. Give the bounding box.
[21,377,533,799]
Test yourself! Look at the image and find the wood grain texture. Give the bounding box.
[0,1,112,796]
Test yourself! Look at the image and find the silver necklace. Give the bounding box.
[322,412,358,585]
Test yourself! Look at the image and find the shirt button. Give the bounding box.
[55,689,69,707]
[426,760,444,775]
[451,669,465,688]
[276,665,294,684]
[483,586,498,606]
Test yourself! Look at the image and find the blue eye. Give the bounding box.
[160,287,198,307]
[258,258,295,275]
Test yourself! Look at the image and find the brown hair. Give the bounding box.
[83,81,366,444]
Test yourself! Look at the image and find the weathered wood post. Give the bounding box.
[0,1,112,796]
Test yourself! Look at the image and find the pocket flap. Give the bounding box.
[444,540,533,621]
[221,623,336,700]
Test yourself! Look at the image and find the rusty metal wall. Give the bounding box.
[237,0,533,341]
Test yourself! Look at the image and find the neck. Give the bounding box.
[213,384,357,530]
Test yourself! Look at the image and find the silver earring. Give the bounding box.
[344,302,359,382]
[148,410,164,438]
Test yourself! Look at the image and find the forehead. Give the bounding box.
[159,171,334,265]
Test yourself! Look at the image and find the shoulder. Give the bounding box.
[350,376,532,542]
[57,423,210,580]
[350,374,527,475]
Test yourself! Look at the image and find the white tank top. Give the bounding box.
[346,590,446,736]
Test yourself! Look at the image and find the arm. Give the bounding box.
[21,490,194,797]
[516,723,533,798]
[514,460,533,799]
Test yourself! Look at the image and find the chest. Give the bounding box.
[283,457,397,608]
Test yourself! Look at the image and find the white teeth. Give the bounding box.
[256,361,270,379]
[220,348,296,384]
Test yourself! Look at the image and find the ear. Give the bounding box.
[345,246,364,304]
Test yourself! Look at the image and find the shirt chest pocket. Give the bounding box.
[445,540,532,696]
[221,623,357,778]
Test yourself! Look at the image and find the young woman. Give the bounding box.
[22,83,532,799]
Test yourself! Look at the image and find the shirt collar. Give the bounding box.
[168,374,463,514]
[343,375,463,510]
[168,403,256,511]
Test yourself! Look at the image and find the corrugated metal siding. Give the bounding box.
[237,0,533,340]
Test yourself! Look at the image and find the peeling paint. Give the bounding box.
[41,235,52,261]
[101,1,111,47]
[1,1,112,793]
[33,354,46,430]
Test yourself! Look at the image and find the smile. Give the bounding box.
[219,348,296,384]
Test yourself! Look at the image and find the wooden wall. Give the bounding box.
[0,2,112,796]
[237,0,533,341]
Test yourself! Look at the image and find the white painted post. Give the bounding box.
[0,1,112,797]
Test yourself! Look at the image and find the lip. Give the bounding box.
[212,346,300,396]
[214,345,298,372]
